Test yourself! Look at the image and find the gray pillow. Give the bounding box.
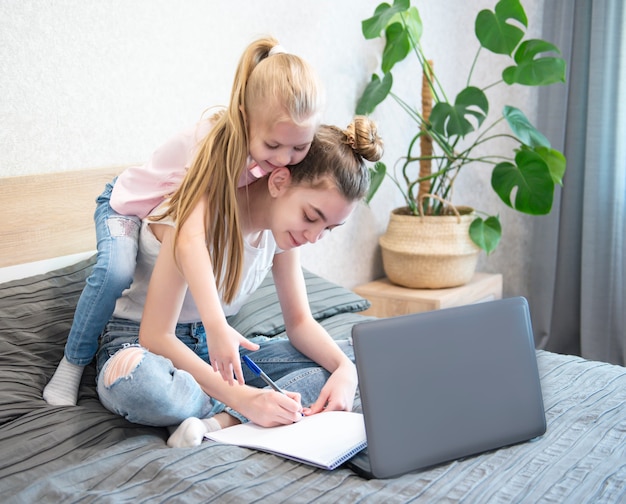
[227,269,370,338]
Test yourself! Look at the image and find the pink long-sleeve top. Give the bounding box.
[110,118,265,219]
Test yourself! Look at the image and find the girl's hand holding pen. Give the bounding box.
[241,387,303,427]
[242,355,304,422]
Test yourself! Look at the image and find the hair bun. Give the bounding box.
[345,116,384,162]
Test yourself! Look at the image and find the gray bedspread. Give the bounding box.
[0,258,624,503]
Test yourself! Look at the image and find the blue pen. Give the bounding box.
[242,355,285,395]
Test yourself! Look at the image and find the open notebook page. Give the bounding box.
[205,411,366,470]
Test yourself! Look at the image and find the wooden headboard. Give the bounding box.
[0,167,123,268]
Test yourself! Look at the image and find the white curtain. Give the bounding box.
[530,0,626,365]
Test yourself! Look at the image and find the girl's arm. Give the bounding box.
[170,197,259,385]
[111,133,190,219]
[271,249,358,414]
[139,221,301,426]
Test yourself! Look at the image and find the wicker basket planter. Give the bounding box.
[379,206,480,289]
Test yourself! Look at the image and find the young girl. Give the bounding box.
[43,36,324,405]
[95,117,383,448]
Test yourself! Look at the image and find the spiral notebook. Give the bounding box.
[204,410,366,470]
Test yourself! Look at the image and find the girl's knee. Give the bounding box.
[102,346,145,387]
[98,347,213,426]
[107,260,136,291]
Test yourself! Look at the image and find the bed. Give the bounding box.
[0,169,625,503]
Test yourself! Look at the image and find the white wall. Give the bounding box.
[0,0,543,297]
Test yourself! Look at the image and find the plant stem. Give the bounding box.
[467,47,482,87]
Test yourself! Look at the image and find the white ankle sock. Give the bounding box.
[167,417,222,448]
[43,356,84,406]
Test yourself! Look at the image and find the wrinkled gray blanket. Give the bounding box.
[1,258,624,503]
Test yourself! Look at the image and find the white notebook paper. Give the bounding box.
[204,411,366,470]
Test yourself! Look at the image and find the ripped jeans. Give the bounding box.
[64,180,140,366]
[96,318,355,427]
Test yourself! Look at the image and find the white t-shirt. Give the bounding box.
[113,217,278,323]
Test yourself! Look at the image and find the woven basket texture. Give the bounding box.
[379,209,480,289]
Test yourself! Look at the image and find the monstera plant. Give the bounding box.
[357,0,567,254]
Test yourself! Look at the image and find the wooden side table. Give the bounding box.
[353,272,503,318]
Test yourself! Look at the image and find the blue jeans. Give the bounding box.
[65,180,140,366]
[96,317,355,427]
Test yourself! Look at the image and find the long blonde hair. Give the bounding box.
[157,37,323,303]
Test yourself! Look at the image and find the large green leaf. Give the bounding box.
[469,216,502,254]
[382,22,411,74]
[475,0,527,56]
[429,86,488,138]
[491,150,554,214]
[535,146,566,185]
[356,72,393,115]
[362,0,410,39]
[365,162,387,203]
[400,6,423,46]
[503,105,550,148]
[502,39,567,85]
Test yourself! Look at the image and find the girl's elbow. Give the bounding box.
[284,313,317,336]
[175,234,205,262]
[138,327,155,350]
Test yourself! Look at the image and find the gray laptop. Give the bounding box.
[348,296,546,479]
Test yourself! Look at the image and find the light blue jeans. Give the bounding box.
[65,180,140,366]
[96,317,355,427]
